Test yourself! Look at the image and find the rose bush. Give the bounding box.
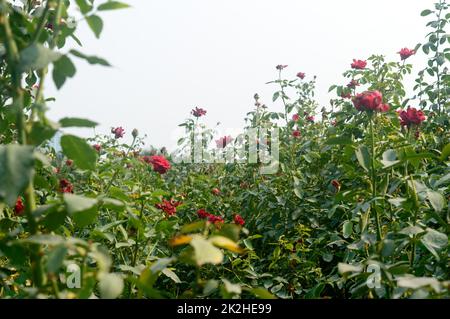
[0,0,449,300]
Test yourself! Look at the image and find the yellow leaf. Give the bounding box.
[169,235,192,247]
[209,236,244,254]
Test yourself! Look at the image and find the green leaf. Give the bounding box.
[52,55,77,89]
[222,278,241,295]
[98,273,124,299]
[41,207,67,231]
[400,226,425,236]
[46,245,68,273]
[161,268,181,284]
[420,9,433,16]
[293,176,302,199]
[98,1,130,11]
[338,263,362,274]
[355,145,370,172]
[28,122,58,146]
[421,228,448,252]
[19,43,62,72]
[86,15,104,38]
[69,50,111,66]
[63,194,98,227]
[381,149,400,168]
[325,136,353,145]
[59,117,98,128]
[250,287,276,299]
[189,235,223,266]
[22,234,65,246]
[272,92,280,102]
[420,228,448,260]
[434,173,450,187]
[397,276,440,292]
[342,220,353,238]
[0,145,35,206]
[180,221,206,234]
[426,190,445,212]
[60,135,98,170]
[440,143,450,161]
[75,0,93,14]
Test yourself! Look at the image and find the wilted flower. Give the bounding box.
[347,79,360,88]
[132,128,139,138]
[276,64,288,70]
[192,107,207,117]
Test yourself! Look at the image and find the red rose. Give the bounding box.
[149,155,171,174]
[212,188,221,196]
[306,115,315,123]
[292,130,301,138]
[59,179,74,193]
[216,136,233,148]
[111,127,125,139]
[351,59,367,70]
[93,144,101,152]
[398,48,415,60]
[397,107,426,127]
[66,159,73,167]
[331,179,341,191]
[297,72,305,79]
[352,90,389,112]
[207,214,224,224]
[292,114,300,122]
[192,107,207,118]
[233,214,245,226]
[155,199,181,217]
[14,197,25,216]
[197,209,210,219]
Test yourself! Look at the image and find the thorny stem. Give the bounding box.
[435,0,444,115]
[369,115,382,241]
[104,136,137,193]
[0,0,43,287]
[278,70,290,128]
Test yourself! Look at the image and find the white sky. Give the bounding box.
[46,0,432,149]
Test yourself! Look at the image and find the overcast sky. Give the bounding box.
[46,0,432,150]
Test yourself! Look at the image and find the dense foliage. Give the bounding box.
[0,0,449,299]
